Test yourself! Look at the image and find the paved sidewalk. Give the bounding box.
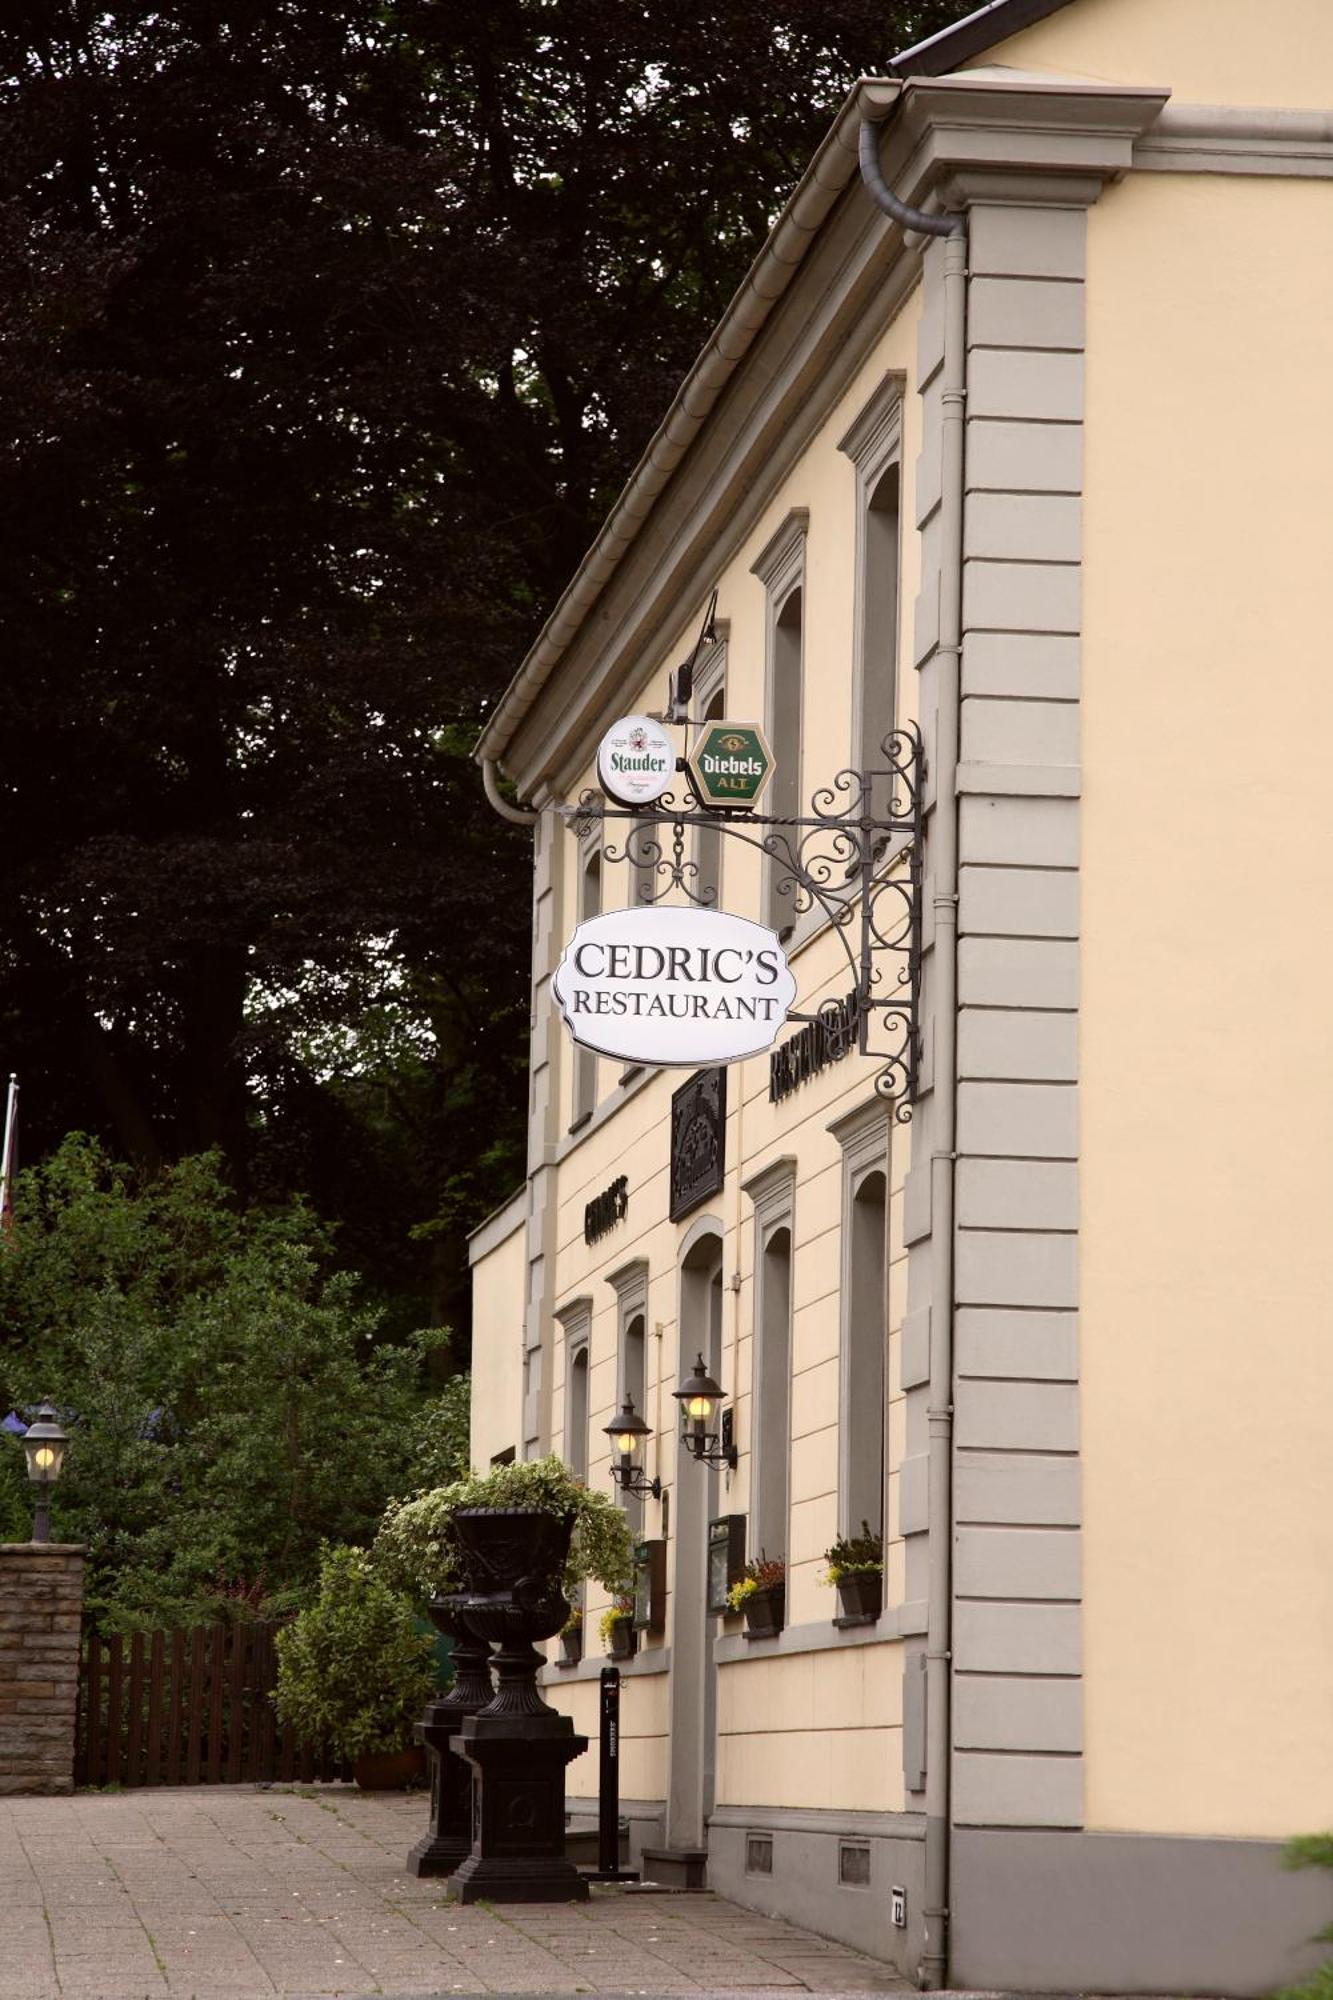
[0,1786,912,2000]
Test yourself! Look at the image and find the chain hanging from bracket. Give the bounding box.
[558,726,924,1119]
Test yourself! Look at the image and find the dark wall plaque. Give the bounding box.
[670,1067,727,1222]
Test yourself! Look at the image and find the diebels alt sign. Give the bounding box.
[597,714,677,807]
[687,721,773,809]
[553,906,797,1067]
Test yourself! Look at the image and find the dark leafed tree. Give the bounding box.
[0,0,962,1335]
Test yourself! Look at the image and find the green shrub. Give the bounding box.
[274,1544,436,1761]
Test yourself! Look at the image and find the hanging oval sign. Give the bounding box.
[597,714,677,806]
[553,906,798,1067]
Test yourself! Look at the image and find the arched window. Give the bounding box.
[844,1168,887,1540]
[752,511,807,938]
[754,1222,792,1562]
[623,1310,647,1532]
[860,461,900,784]
[567,1341,589,1484]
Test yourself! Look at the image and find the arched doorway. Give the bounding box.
[667,1220,725,1853]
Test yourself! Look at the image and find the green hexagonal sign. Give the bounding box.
[686,720,774,810]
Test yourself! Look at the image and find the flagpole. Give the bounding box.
[0,1074,17,1226]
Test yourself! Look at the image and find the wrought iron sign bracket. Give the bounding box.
[557,727,924,1117]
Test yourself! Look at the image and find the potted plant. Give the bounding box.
[727,1554,786,1639]
[822,1522,883,1624]
[274,1544,437,1788]
[378,1456,635,1605]
[557,1605,583,1667]
[599,1599,637,1662]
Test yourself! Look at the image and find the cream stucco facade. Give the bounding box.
[469,0,1333,1989]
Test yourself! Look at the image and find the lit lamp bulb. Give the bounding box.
[21,1402,70,1546]
[672,1355,733,1467]
[602,1395,659,1498]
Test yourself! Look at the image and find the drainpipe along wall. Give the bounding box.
[859,117,966,1992]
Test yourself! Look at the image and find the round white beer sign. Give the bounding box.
[553,906,798,1067]
[596,714,677,806]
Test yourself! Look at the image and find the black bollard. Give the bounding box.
[584,1664,639,1881]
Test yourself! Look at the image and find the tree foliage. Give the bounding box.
[0,1134,468,1628]
[0,0,962,1332]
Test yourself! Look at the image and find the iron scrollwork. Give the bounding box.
[563,727,924,1116]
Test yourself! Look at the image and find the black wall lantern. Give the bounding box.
[22,1401,69,1545]
[603,1395,661,1501]
[672,1355,737,1470]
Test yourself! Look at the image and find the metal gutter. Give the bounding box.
[474,77,902,773]
[858,108,966,1989]
[891,0,1076,77]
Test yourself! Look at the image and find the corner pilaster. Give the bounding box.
[894,72,1167,1835]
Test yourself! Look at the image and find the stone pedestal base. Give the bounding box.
[446,1711,590,1904]
[408,1703,473,1877]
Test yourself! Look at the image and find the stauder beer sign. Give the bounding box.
[553,906,796,1067]
[597,714,677,807]
[687,720,773,809]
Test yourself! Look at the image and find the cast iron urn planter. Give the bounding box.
[407,1597,494,1877]
[742,1583,785,1640]
[445,1509,589,1904]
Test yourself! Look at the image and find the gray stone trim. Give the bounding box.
[466,1187,527,1265]
[540,1646,670,1686]
[907,163,1097,1832]
[1136,102,1333,179]
[709,1804,926,1839]
[740,1155,798,1217]
[605,1257,649,1309]
[713,1604,926,1665]
[950,1827,1333,1997]
[522,799,567,1456]
[706,1806,928,1973]
[553,1294,593,1336]
[749,506,809,598]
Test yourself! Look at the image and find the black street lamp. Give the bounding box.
[22,1402,69,1545]
[603,1395,661,1500]
[672,1355,737,1470]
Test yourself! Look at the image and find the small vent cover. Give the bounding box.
[839,1841,871,1887]
[746,1834,774,1876]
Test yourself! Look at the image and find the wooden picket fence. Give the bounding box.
[76,1620,349,1788]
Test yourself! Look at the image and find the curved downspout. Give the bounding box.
[481,754,540,826]
[859,116,966,1993]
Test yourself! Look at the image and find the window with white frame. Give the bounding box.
[751,513,808,938]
